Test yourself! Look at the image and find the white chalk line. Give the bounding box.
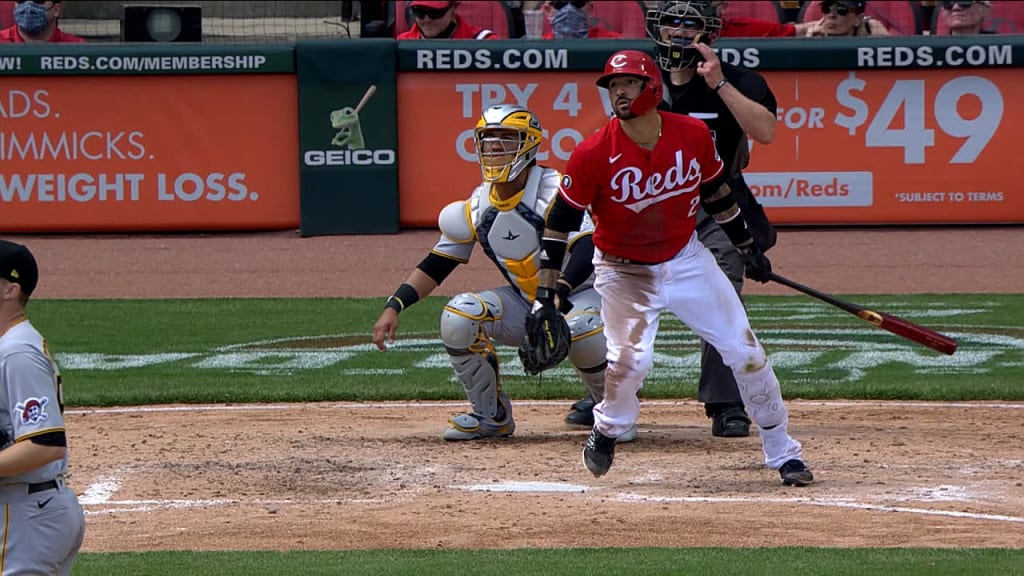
[66,399,1024,416]
[80,487,1024,525]
[616,493,1024,524]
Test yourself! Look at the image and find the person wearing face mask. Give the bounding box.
[396,0,499,40]
[540,1,622,39]
[802,0,890,37]
[0,0,85,44]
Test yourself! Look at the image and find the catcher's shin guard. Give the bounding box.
[449,350,507,420]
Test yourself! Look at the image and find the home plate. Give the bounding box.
[457,481,590,493]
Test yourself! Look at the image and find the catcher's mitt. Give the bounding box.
[519,297,572,375]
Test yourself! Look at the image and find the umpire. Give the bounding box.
[653,0,779,437]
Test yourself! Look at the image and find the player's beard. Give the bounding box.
[614,99,636,120]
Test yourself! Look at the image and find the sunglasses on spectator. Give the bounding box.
[942,0,978,8]
[822,3,853,16]
[411,5,451,20]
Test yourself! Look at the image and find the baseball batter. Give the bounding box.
[0,240,86,575]
[372,104,636,443]
[532,50,813,486]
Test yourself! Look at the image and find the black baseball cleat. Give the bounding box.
[582,425,616,477]
[564,397,596,427]
[779,459,814,486]
[709,403,751,438]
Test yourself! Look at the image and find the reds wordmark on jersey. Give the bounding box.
[559,110,723,263]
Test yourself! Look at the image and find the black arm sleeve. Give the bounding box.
[416,252,461,284]
[561,234,595,288]
[29,431,67,447]
[546,194,586,234]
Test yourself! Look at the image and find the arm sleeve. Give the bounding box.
[561,234,595,288]
[698,123,725,184]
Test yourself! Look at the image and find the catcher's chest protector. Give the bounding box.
[471,168,561,301]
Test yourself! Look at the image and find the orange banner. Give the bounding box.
[398,72,607,227]
[397,68,1023,226]
[0,75,299,232]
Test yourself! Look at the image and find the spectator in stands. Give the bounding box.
[940,0,993,35]
[801,0,890,36]
[0,0,84,43]
[540,1,622,39]
[397,1,498,39]
[697,1,823,38]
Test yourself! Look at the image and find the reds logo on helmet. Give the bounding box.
[595,50,663,117]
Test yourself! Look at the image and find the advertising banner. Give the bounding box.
[398,71,609,227]
[396,67,1023,227]
[747,68,1021,224]
[0,75,300,233]
[296,39,398,236]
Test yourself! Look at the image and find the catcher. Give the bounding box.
[372,104,637,443]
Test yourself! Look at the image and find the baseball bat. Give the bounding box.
[769,272,958,355]
[354,85,377,114]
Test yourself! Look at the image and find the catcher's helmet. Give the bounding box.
[646,1,723,71]
[474,104,543,183]
[596,50,663,117]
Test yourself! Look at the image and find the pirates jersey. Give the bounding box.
[434,166,595,301]
[0,320,68,485]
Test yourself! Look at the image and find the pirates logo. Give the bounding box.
[15,397,49,425]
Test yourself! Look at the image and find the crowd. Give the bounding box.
[394,0,1017,40]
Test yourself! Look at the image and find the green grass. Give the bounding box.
[27,294,1024,406]
[72,548,1024,576]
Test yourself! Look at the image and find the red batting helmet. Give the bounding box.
[596,50,663,117]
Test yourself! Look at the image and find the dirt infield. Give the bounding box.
[10,226,1024,551]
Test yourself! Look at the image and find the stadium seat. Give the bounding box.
[720,1,788,25]
[540,0,649,38]
[932,2,1024,34]
[0,1,12,30]
[800,0,925,35]
[391,0,521,39]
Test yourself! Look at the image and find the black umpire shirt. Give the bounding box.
[659,62,777,180]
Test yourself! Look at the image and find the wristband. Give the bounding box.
[539,237,568,270]
[535,286,556,302]
[385,283,419,314]
[713,78,728,93]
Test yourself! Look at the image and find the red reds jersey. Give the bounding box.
[559,110,723,263]
[0,25,86,43]
[721,17,796,37]
[396,15,498,39]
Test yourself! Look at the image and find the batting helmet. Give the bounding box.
[595,50,663,117]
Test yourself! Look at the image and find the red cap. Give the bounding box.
[410,1,453,8]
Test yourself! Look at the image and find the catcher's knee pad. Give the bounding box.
[440,291,502,353]
[566,308,606,371]
[449,350,509,421]
[733,360,787,429]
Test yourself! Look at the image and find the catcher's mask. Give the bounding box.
[646,1,723,71]
[474,104,543,183]
[596,50,663,118]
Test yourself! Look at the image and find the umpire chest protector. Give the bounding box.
[437,167,563,301]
